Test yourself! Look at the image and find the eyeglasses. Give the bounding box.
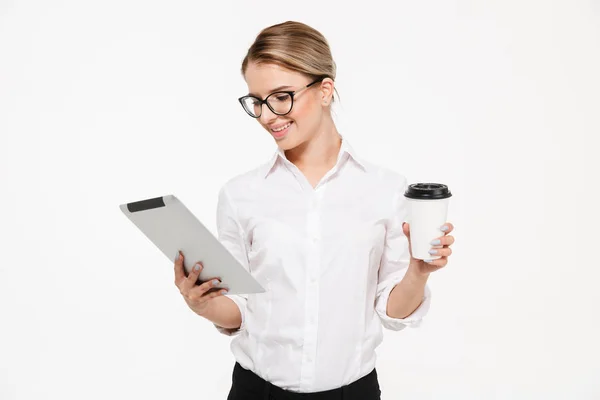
[238,78,323,118]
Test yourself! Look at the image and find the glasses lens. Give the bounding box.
[267,92,292,115]
[240,92,293,118]
[241,97,261,117]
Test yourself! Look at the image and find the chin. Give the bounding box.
[269,121,300,148]
[275,137,295,150]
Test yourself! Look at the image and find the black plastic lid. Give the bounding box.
[404,183,452,200]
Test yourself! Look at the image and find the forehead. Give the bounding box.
[244,62,305,97]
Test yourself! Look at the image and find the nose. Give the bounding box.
[259,102,278,126]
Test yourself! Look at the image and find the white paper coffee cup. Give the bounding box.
[404,183,452,260]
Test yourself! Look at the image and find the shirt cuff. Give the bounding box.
[213,294,247,336]
[375,276,432,331]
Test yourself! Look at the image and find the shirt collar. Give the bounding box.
[262,134,367,178]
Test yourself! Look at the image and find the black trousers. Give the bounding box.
[227,362,382,400]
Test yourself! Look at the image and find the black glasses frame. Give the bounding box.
[238,78,324,118]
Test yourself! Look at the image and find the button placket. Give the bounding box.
[299,188,323,390]
[307,197,320,243]
[300,247,319,387]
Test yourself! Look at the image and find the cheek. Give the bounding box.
[290,100,318,127]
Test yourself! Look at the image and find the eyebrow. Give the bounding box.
[247,85,294,97]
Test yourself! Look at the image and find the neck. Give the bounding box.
[285,118,341,170]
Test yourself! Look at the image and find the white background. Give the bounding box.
[1,0,599,399]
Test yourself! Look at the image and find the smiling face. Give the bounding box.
[243,61,331,150]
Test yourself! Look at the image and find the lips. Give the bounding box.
[270,121,292,132]
[270,121,293,138]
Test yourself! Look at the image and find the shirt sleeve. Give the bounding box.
[374,175,432,331]
[213,184,250,336]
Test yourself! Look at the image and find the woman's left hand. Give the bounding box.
[402,222,455,275]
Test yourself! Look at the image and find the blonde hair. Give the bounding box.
[241,21,340,104]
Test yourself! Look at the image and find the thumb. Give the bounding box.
[403,222,410,237]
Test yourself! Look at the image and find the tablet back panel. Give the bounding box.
[120,195,265,295]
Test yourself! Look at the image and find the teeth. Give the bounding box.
[272,122,291,132]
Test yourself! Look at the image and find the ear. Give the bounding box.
[319,78,335,104]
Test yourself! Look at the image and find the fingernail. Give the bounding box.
[425,259,435,263]
[174,252,179,262]
[194,264,201,271]
[212,279,219,285]
[429,249,438,255]
[221,290,228,295]
[431,239,441,246]
[441,225,449,232]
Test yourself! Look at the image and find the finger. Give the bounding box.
[174,251,185,284]
[440,223,454,233]
[195,288,230,303]
[189,278,227,299]
[428,247,452,257]
[182,262,204,291]
[430,235,455,247]
[423,257,448,268]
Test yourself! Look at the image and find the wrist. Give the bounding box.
[189,299,212,318]
[407,262,431,280]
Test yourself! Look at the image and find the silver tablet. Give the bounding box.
[119,194,265,295]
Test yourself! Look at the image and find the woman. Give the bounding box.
[174,21,456,400]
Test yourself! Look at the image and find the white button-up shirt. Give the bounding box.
[214,136,431,393]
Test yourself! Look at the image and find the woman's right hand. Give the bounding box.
[174,251,229,316]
